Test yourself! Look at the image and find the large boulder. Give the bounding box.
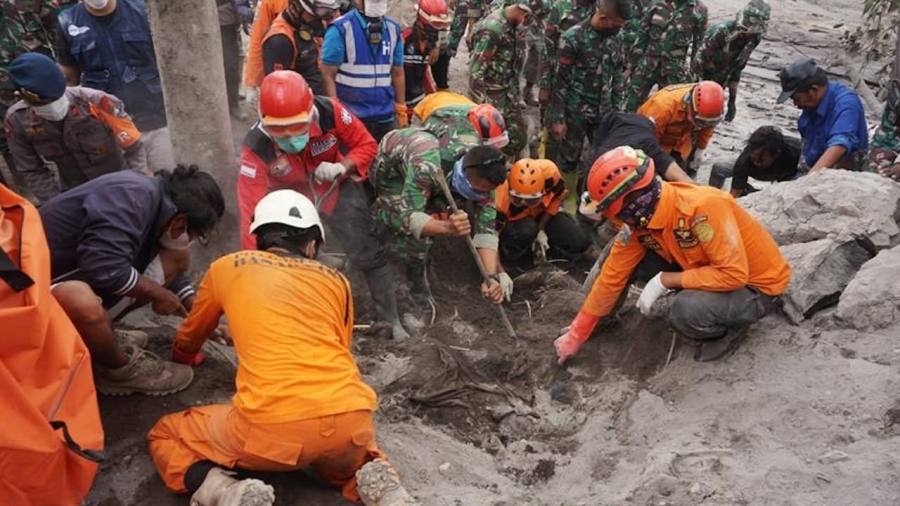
[779,238,875,324]
[836,244,900,330]
[742,170,900,249]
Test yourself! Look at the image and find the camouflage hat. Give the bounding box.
[735,0,770,33]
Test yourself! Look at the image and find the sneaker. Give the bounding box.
[114,329,148,349]
[94,346,194,396]
[190,468,275,506]
[356,459,418,506]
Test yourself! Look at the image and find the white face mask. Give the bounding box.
[84,0,111,10]
[33,95,70,122]
[159,228,193,250]
[364,0,387,18]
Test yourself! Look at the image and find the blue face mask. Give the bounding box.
[451,159,491,202]
[274,133,310,154]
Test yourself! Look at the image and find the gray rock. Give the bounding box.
[742,170,900,249]
[836,244,900,330]
[779,238,875,323]
[817,450,851,464]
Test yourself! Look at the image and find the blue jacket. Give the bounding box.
[57,0,168,131]
[323,9,401,122]
[40,172,193,308]
[798,81,868,169]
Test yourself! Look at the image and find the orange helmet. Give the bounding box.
[468,104,509,149]
[259,71,314,133]
[689,81,726,128]
[585,146,656,220]
[509,159,546,202]
[417,0,451,29]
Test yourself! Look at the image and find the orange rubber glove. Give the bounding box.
[395,103,410,128]
[172,344,206,367]
[553,309,600,365]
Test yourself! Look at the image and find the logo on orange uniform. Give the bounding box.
[674,218,699,248]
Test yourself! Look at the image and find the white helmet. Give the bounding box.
[249,189,325,243]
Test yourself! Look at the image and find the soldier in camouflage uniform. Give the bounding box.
[371,128,509,306]
[0,0,60,187]
[691,0,769,122]
[623,0,708,112]
[617,0,649,62]
[468,0,535,158]
[547,0,629,188]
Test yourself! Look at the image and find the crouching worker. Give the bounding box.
[148,190,417,506]
[496,158,589,273]
[41,167,225,395]
[556,147,790,364]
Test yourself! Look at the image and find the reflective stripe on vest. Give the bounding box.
[333,11,398,120]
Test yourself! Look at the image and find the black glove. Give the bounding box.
[725,96,737,122]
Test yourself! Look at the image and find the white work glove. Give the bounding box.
[497,272,514,302]
[314,161,347,183]
[689,148,705,173]
[533,229,549,263]
[636,273,670,316]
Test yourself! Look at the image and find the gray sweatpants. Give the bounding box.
[708,158,737,189]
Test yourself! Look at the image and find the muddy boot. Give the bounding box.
[356,459,418,506]
[94,346,194,396]
[190,467,275,506]
[404,259,433,311]
[693,327,750,363]
[364,265,411,339]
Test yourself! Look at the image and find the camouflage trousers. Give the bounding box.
[492,97,527,159]
[374,194,433,261]
[545,106,598,176]
[625,55,692,112]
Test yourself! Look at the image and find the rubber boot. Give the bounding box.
[404,259,433,311]
[364,265,410,339]
[189,467,275,506]
[562,172,579,215]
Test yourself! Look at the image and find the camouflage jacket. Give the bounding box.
[548,20,624,122]
[690,20,763,87]
[629,0,707,68]
[0,0,60,107]
[372,127,498,246]
[538,0,594,88]
[618,0,651,59]
[469,7,521,106]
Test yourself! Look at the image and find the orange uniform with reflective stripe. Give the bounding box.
[174,250,377,424]
[583,182,791,317]
[244,0,289,87]
[637,84,715,161]
[495,159,567,224]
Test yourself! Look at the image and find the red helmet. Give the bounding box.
[417,0,451,29]
[689,81,726,128]
[585,146,656,219]
[259,71,314,128]
[468,104,509,149]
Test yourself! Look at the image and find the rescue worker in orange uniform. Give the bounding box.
[238,71,409,339]
[496,158,590,273]
[637,81,725,177]
[556,146,790,364]
[148,190,418,506]
[244,0,289,95]
[402,0,452,117]
[262,0,340,94]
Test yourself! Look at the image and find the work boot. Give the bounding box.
[404,259,433,311]
[190,467,275,506]
[114,329,148,349]
[356,459,418,506]
[94,346,194,396]
[693,327,750,363]
[364,265,411,339]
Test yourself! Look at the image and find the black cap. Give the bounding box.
[777,57,819,104]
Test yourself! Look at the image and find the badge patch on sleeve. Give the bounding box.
[341,108,352,125]
[674,217,699,248]
[692,215,714,244]
[240,164,257,178]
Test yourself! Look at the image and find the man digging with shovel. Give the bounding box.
[555,146,790,364]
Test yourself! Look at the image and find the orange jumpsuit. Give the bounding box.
[244,0,289,88]
[494,159,566,226]
[147,250,383,502]
[584,182,791,318]
[637,84,716,162]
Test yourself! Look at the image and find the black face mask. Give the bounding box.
[366,18,383,44]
